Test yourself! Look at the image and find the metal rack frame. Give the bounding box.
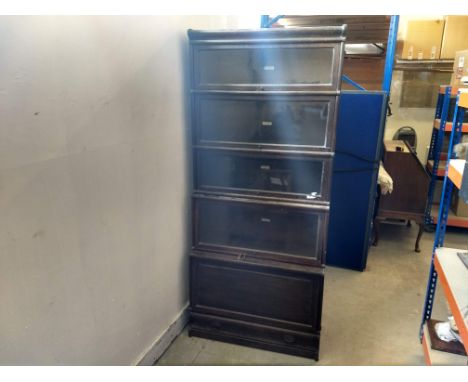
[260,15,399,94]
[424,87,453,226]
[420,88,466,337]
[425,87,468,228]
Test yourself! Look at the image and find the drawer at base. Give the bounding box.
[190,254,324,332]
[189,312,320,360]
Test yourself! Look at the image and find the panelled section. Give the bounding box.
[187,26,346,360]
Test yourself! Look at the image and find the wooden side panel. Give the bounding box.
[378,141,430,219]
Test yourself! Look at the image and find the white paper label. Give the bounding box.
[459,56,465,68]
[261,217,271,223]
[430,46,436,59]
[260,165,270,170]
[407,46,413,60]
[261,121,272,126]
[417,51,423,60]
[269,177,282,185]
[263,65,275,71]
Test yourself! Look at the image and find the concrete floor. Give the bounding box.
[156,223,467,366]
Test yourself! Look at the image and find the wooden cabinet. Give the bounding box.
[374,140,430,252]
[379,140,430,219]
[190,252,324,359]
[188,27,346,360]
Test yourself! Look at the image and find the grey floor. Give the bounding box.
[156,223,467,366]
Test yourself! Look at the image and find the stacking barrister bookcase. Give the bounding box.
[187,26,346,360]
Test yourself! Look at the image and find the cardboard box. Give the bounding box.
[451,192,468,217]
[450,49,468,87]
[440,16,468,59]
[400,19,445,60]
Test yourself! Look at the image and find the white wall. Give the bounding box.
[0,15,258,365]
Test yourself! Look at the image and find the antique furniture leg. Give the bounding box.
[415,222,424,253]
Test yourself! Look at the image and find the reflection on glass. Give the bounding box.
[199,98,329,148]
[197,47,334,86]
[197,150,324,198]
[399,71,451,108]
[198,199,320,259]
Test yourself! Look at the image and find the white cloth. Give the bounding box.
[435,321,462,343]
[378,161,393,195]
[454,142,468,159]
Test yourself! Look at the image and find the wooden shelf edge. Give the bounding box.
[439,85,468,96]
[434,251,468,355]
[433,119,468,133]
[448,159,465,189]
[431,207,468,228]
[422,321,467,365]
[426,160,446,177]
[422,329,432,366]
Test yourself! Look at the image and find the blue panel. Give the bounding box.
[326,91,387,271]
[382,15,399,92]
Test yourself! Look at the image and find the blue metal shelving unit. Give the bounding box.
[382,15,399,93]
[424,87,468,229]
[420,88,466,337]
[424,87,453,226]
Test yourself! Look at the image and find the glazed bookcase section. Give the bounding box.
[189,252,323,359]
[194,147,332,203]
[192,93,338,153]
[188,26,345,361]
[188,27,346,92]
[192,194,328,266]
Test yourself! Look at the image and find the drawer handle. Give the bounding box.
[263,65,275,71]
[260,217,271,223]
[260,165,271,170]
[283,334,295,344]
[261,121,273,126]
